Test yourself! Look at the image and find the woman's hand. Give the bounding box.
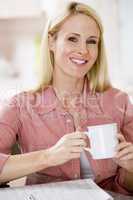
[114,133,133,173]
[45,132,87,167]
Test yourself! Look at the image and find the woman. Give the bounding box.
[0,1,133,195]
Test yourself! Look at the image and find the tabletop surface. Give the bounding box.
[0,179,132,200]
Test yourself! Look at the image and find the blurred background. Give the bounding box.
[0,0,133,101]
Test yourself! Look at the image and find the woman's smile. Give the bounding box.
[69,57,88,66]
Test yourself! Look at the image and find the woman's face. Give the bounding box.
[50,13,100,79]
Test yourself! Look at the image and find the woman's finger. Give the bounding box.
[68,132,86,139]
[115,144,133,158]
[71,146,84,153]
[70,152,81,159]
[119,153,133,161]
[117,133,126,143]
[68,139,86,147]
[116,142,132,152]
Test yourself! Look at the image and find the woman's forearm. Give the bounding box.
[0,150,49,183]
[0,132,86,184]
[124,171,133,191]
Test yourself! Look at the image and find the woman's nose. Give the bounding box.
[78,43,88,55]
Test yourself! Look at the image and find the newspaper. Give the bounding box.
[0,179,113,200]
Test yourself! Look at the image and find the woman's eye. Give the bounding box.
[68,37,78,42]
[87,40,97,45]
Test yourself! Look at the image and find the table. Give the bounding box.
[0,179,132,200]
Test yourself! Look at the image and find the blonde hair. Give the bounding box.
[35,1,111,93]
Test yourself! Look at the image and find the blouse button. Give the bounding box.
[66,119,71,123]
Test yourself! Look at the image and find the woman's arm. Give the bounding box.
[114,92,133,192]
[0,150,49,183]
[114,134,133,192]
[0,132,86,183]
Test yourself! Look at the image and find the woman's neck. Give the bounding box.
[52,67,86,110]
[52,74,85,97]
[53,77,84,110]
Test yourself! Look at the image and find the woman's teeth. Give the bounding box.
[70,58,87,65]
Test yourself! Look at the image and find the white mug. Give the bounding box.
[84,123,118,159]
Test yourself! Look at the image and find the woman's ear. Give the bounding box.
[48,33,56,52]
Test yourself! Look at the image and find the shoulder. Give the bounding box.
[104,87,127,97]
[8,90,44,108]
[10,87,54,111]
[102,87,131,107]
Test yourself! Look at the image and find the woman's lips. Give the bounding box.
[70,57,88,65]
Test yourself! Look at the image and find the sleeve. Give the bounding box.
[121,94,133,142]
[115,93,133,195]
[0,95,21,174]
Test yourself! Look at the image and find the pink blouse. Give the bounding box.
[0,83,133,195]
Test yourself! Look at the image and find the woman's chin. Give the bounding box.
[67,72,87,79]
